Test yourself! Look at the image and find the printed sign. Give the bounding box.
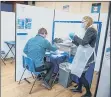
[25,18,32,29]
[63,5,69,12]
[17,18,32,29]
[17,19,24,29]
[91,3,101,13]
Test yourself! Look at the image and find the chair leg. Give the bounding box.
[11,58,14,64]
[39,73,44,80]
[1,59,6,65]
[29,77,37,94]
[31,72,35,79]
[52,72,59,85]
[18,68,26,84]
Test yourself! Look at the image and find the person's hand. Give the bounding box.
[57,45,60,49]
[53,43,60,49]
[69,32,75,40]
[55,44,60,49]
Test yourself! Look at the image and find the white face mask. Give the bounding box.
[81,23,85,28]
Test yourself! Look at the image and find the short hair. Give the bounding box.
[83,16,93,28]
[38,28,47,35]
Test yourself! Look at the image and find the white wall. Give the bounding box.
[1,11,15,58]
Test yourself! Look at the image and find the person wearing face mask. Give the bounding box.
[24,28,59,90]
[69,16,97,97]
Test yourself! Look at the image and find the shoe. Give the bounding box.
[70,88,82,93]
[42,80,52,90]
[37,74,42,80]
[81,92,92,97]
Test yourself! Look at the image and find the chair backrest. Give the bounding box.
[22,56,36,73]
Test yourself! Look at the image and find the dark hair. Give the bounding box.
[38,28,47,35]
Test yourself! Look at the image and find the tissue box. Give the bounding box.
[59,62,72,88]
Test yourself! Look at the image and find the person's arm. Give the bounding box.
[72,40,79,46]
[72,28,96,46]
[45,40,58,51]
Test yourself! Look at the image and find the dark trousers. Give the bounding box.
[78,73,91,94]
[35,62,54,83]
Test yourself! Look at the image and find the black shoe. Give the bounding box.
[81,93,92,97]
[37,74,43,80]
[42,80,52,90]
[70,88,82,93]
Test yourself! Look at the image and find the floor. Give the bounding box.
[1,59,98,97]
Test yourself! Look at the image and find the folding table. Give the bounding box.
[4,41,15,61]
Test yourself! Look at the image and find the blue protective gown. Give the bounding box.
[23,34,57,67]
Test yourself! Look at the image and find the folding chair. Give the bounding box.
[19,55,44,94]
[1,51,6,65]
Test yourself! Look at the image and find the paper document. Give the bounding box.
[45,52,51,55]
[57,43,72,47]
[50,50,64,54]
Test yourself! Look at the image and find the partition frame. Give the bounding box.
[52,20,102,54]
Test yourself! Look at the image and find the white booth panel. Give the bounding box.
[96,22,110,97]
[1,11,15,58]
[54,10,99,39]
[55,10,99,21]
[16,4,54,81]
[54,23,85,39]
[95,13,108,72]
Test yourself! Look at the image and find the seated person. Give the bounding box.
[23,28,59,90]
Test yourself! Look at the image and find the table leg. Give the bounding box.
[4,44,15,61]
[7,44,15,57]
[4,45,13,59]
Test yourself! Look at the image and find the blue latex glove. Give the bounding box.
[69,32,75,40]
[52,43,60,49]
